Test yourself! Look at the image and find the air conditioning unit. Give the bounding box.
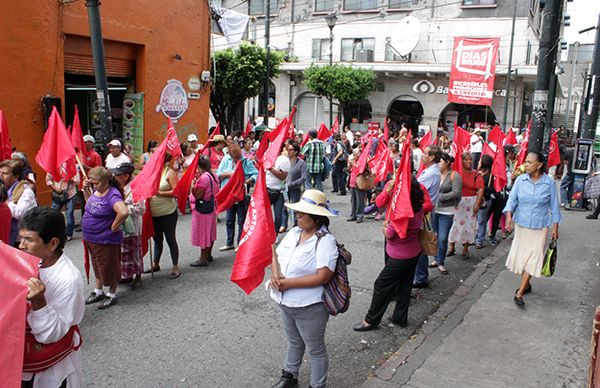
[355,49,374,62]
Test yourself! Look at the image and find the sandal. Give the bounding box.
[428,261,439,268]
[143,265,161,274]
[169,272,181,279]
[438,265,448,275]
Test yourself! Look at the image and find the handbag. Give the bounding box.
[356,170,375,191]
[195,173,216,214]
[418,215,438,256]
[316,231,352,316]
[541,239,557,277]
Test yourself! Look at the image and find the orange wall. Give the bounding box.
[0,1,211,202]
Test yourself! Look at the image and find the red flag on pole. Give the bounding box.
[35,106,77,181]
[0,242,39,388]
[300,132,310,148]
[316,122,331,142]
[203,122,221,150]
[547,130,561,168]
[387,135,414,238]
[483,142,496,158]
[492,143,507,192]
[141,201,154,258]
[172,151,200,214]
[0,111,13,161]
[71,105,86,153]
[488,125,505,147]
[369,147,392,184]
[419,130,433,151]
[355,137,373,174]
[263,118,291,169]
[131,125,179,203]
[230,167,276,294]
[505,129,518,145]
[332,116,340,134]
[516,123,530,168]
[383,119,389,142]
[216,160,246,213]
[243,120,253,138]
[453,123,471,151]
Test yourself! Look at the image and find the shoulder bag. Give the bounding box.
[418,215,438,256]
[315,231,352,316]
[356,169,375,191]
[195,173,216,214]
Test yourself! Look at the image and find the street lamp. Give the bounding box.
[325,12,337,129]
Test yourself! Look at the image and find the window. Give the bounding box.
[389,0,412,9]
[312,39,331,61]
[343,0,377,11]
[462,0,496,6]
[315,0,334,12]
[249,0,282,15]
[341,38,375,61]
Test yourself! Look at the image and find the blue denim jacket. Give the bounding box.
[503,173,562,229]
[215,155,258,189]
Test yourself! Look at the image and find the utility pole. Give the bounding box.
[580,15,600,140]
[564,41,579,129]
[85,0,112,148]
[262,0,271,127]
[529,0,563,155]
[502,0,517,131]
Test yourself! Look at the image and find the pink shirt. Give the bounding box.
[385,209,424,259]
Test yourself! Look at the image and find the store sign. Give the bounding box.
[448,37,500,106]
[159,79,189,121]
[413,80,506,97]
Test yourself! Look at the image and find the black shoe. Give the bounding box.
[412,282,428,289]
[587,214,598,220]
[353,321,379,332]
[389,318,407,328]
[356,218,363,224]
[270,370,298,388]
[513,295,525,307]
[85,292,107,305]
[347,217,357,222]
[331,190,339,193]
[338,192,347,196]
[190,259,209,267]
[97,295,118,309]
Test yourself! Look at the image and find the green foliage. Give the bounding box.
[210,43,284,132]
[303,64,376,104]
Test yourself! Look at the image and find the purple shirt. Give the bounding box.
[385,209,424,259]
[82,186,124,245]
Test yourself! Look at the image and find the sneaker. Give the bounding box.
[85,292,107,305]
[586,214,598,220]
[219,245,235,251]
[97,296,118,309]
[490,238,497,246]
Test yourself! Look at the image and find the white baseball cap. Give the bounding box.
[108,139,122,147]
[83,135,95,143]
[187,134,198,142]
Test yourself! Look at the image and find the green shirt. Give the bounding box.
[301,139,324,174]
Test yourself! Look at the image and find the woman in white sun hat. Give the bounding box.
[268,189,339,388]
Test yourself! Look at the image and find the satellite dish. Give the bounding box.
[393,16,420,57]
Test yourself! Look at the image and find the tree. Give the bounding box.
[210,43,284,134]
[303,64,376,125]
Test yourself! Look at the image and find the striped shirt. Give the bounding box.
[301,139,324,174]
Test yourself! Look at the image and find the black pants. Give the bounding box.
[488,194,507,239]
[365,255,419,326]
[334,161,347,194]
[152,210,179,266]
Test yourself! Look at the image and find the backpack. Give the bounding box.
[316,231,352,315]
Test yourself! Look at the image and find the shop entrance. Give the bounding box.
[439,103,497,130]
[344,99,372,132]
[387,95,424,137]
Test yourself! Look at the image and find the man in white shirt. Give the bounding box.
[470,129,484,169]
[105,139,131,169]
[1,160,37,246]
[188,134,202,154]
[266,154,291,234]
[20,207,85,388]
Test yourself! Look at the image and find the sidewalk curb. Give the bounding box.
[362,239,512,387]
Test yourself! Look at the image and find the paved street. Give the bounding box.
[63,181,497,387]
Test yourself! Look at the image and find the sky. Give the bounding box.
[564,0,600,44]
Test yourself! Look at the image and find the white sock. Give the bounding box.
[102,286,110,294]
[106,292,116,298]
[94,288,104,296]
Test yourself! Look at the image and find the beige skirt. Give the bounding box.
[505,224,548,278]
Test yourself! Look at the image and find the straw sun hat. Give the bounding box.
[285,189,339,217]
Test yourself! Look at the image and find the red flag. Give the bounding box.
[454,123,471,151]
[172,151,200,214]
[263,119,291,169]
[516,123,530,167]
[131,126,179,202]
[243,120,253,138]
[488,125,505,147]
[216,161,246,213]
[71,105,86,153]
[383,119,389,142]
[492,143,507,192]
[332,116,340,134]
[369,147,392,184]
[35,106,77,181]
[203,122,221,149]
[0,242,39,388]
[0,111,13,161]
[300,132,310,148]
[483,142,496,158]
[317,123,331,141]
[419,130,433,151]
[453,142,464,176]
[387,135,414,238]
[547,130,561,168]
[355,137,373,174]
[230,168,276,294]
[141,201,154,258]
[505,129,518,145]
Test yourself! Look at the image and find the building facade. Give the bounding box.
[0,1,211,200]
[213,0,544,134]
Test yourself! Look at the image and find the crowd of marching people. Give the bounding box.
[10,104,570,387]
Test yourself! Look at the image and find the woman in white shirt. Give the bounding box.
[268,189,338,388]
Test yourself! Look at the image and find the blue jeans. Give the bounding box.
[413,253,430,285]
[560,173,574,204]
[475,200,492,245]
[268,189,285,232]
[306,172,323,192]
[432,213,454,266]
[51,196,75,237]
[226,200,248,247]
[279,302,330,388]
